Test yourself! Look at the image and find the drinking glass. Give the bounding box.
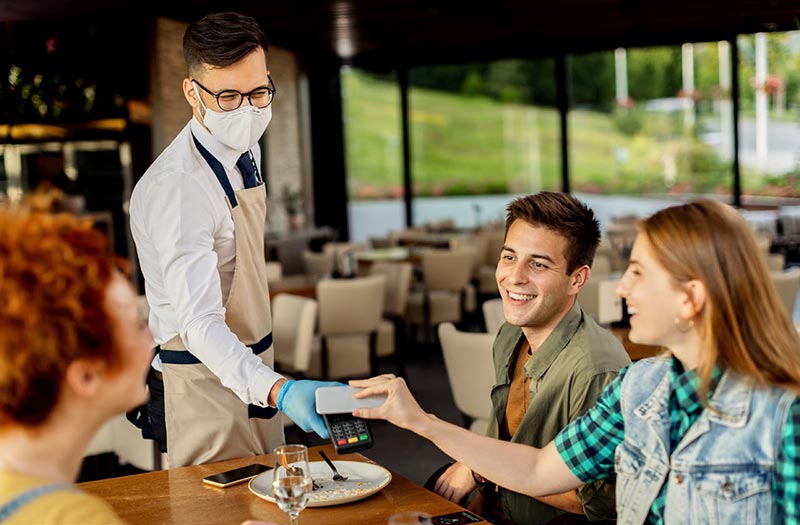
[387,511,433,524]
[272,444,312,525]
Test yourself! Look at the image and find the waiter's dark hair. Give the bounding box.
[183,12,269,76]
[505,192,600,274]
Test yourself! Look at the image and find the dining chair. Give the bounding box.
[404,249,474,342]
[302,249,335,279]
[369,261,414,376]
[272,293,319,377]
[476,229,504,298]
[578,277,624,326]
[482,297,505,335]
[438,322,495,433]
[765,252,786,272]
[265,261,283,282]
[769,267,800,317]
[271,293,319,442]
[591,254,613,276]
[449,236,485,314]
[309,274,387,379]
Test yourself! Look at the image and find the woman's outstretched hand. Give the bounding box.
[349,374,429,432]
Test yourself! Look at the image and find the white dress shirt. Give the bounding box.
[130,117,282,407]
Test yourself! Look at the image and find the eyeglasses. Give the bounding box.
[192,75,276,112]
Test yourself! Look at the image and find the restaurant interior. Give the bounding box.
[3,0,800,522]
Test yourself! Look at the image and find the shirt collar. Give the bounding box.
[524,300,583,380]
[669,356,723,414]
[190,116,245,172]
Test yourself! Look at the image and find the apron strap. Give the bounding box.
[0,483,75,522]
[191,133,239,208]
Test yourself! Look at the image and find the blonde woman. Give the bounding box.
[353,199,800,524]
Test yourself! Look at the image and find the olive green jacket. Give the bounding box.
[485,301,630,524]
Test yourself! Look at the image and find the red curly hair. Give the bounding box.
[0,209,121,427]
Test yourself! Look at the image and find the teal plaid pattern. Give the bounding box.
[555,358,800,524]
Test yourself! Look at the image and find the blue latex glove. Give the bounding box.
[277,379,345,439]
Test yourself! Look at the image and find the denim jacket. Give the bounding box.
[615,358,796,525]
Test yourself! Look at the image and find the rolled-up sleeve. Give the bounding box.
[555,367,628,483]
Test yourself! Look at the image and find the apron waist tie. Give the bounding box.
[156,332,278,420]
[157,332,272,364]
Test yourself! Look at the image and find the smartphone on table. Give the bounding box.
[202,463,272,488]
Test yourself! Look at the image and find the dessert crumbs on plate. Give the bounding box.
[310,479,375,501]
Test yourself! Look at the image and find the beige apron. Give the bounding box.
[159,138,283,467]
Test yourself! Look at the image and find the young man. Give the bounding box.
[129,12,338,467]
[434,192,630,524]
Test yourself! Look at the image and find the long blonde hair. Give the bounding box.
[641,199,800,397]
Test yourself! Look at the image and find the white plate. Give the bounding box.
[249,460,392,507]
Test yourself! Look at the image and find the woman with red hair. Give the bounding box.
[0,209,277,524]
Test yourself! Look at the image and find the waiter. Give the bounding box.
[129,11,339,467]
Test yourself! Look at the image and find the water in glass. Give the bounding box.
[272,444,312,525]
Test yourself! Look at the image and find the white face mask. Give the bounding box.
[194,81,272,153]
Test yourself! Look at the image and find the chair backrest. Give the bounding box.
[369,261,413,317]
[302,249,335,278]
[480,230,505,267]
[317,275,387,336]
[422,249,473,292]
[272,294,318,373]
[265,261,283,282]
[578,277,623,325]
[766,253,785,272]
[754,231,772,254]
[591,254,612,276]
[770,267,800,317]
[438,322,495,422]
[137,295,150,321]
[450,235,489,277]
[482,298,505,335]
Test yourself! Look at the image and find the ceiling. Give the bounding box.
[2,0,800,68]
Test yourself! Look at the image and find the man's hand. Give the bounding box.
[434,462,477,503]
[276,379,344,438]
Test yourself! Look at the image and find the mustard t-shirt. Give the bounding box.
[0,470,125,525]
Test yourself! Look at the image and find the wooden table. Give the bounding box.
[80,444,483,525]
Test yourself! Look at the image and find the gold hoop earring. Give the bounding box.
[674,316,695,333]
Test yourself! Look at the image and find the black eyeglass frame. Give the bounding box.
[192,75,276,112]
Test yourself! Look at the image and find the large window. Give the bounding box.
[342,33,800,242]
[569,44,733,197]
[408,60,560,228]
[568,43,734,225]
[737,31,800,202]
[341,67,404,242]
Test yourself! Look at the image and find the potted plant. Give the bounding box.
[281,185,306,230]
